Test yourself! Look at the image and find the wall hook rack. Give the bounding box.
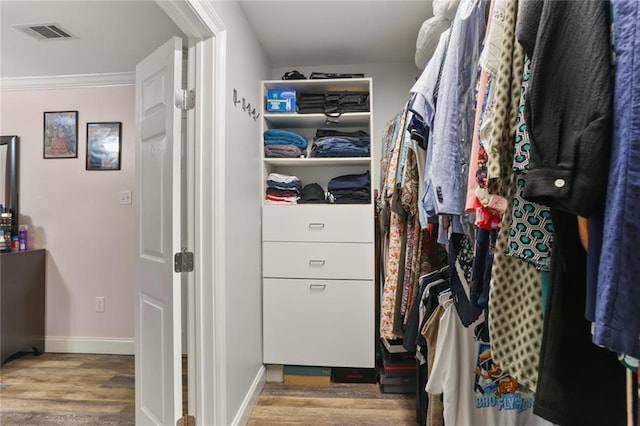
[233,87,261,121]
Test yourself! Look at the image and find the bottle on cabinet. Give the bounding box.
[0,211,12,249]
[0,230,6,253]
[18,225,27,251]
[10,236,19,252]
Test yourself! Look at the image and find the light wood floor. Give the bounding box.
[0,353,417,425]
[248,383,416,426]
[0,353,134,425]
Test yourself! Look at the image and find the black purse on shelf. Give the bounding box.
[297,91,370,117]
[309,72,365,79]
[281,70,307,80]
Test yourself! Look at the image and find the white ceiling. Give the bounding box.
[238,0,433,68]
[0,0,185,78]
[0,0,432,79]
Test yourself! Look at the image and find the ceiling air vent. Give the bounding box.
[13,23,75,41]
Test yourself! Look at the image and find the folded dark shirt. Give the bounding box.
[329,188,370,204]
[327,171,371,191]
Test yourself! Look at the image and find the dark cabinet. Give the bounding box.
[0,249,46,365]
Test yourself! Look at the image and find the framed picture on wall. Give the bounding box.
[43,111,78,158]
[86,122,122,171]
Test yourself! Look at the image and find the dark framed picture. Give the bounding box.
[43,111,78,158]
[86,122,122,171]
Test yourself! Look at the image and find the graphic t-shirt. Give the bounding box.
[426,299,552,426]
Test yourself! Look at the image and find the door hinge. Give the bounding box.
[174,248,194,273]
[176,415,196,426]
[175,89,195,110]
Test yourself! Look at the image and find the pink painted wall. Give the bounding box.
[0,85,136,340]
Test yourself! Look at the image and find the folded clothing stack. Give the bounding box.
[310,129,370,158]
[265,173,302,204]
[327,171,371,204]
[264,129,308,158]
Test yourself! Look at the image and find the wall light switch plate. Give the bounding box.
[95,296,105,313]
[119,190,133,205]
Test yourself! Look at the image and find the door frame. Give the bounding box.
[155,1,227,424]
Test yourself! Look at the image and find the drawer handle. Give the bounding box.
[308,222,325,229]
[309,284,326,290]
[309,259,326,266]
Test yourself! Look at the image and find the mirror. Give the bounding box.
[0,136,19,236]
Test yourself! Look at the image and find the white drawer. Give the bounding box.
[263,242,373,280]
[263,278,375,367]
[262,204,373,243]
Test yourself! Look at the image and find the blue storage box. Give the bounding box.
[266,90,296,112]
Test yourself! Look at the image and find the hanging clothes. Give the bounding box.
[379,0,632,423]
[428,0,486,216]
[533,210,627,426]
[484,0,523,197]
[384,108,447,338]
[380,108,409,339]
[506,57,554,271]
[413,27,451,221]
[516,0,614,217]
[510,1,628,424]
[592,0,640,360]
[483,0,546,393]
[400,142,444,327]
[426,295,552,426]
[421,303,446,426]
[390,111,416,336]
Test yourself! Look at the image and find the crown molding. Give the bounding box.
[0,72,135,91]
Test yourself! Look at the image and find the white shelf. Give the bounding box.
[263,112,370,128]
[263,78,371,92]
[264,157,371,167]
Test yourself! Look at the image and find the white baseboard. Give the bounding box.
[45,336,134,355]
[231,365,266,426]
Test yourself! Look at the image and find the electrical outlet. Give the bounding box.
[95,296,105,313]
[119,190,132,205]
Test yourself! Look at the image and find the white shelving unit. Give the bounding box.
[260,78,375,368]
